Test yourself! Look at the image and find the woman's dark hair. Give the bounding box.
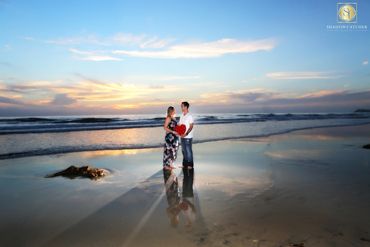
[167,106,175,117]
[181,101,190,109]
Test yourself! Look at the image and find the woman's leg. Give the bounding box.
[164,143,178,170]
[163,144,171,168]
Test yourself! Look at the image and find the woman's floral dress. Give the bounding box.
[163,118,179,167]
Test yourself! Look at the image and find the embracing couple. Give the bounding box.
[163,101,194,170]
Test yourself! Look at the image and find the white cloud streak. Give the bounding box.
[266,71,340,80]
[27,33,276,61]
[45,33,174,48]
[69,48,122,61]
[112,33,174,48]
[113,38,276,59]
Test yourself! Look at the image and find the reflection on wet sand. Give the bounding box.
[163,168,180,227]
[181,168,196,229]
[79,148,158,158]
[41,167,205,247]
[42,170,166,247]
[163,167,196,229]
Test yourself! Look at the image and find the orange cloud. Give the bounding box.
[1,77,370,115]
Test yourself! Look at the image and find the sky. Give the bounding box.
[0,0,369,116]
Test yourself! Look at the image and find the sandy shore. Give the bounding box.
[0,124,370,247]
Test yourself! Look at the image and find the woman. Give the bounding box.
[163,106,180,170]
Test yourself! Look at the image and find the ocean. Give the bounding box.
[1,112,370,159]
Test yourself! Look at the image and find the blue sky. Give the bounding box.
[0,0,369,116]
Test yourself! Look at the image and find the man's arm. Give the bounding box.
[183,123,193,137]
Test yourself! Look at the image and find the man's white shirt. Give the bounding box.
[179,113,194,138]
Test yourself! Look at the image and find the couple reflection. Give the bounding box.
[163,167,195,229]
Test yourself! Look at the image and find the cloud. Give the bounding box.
[139,37,174,49]
[299,90,344,98]
[73,73,107,85]
[199,88,276,104]
[112,33,174,48]
[113,38,276,59]
[50,94,77,105]
[69,48,121,61]
[266,71,340,80]
[2,80,63,94]
[29,33,276,60]
[111,33,146,45]
[363,59,368,66]
[196,88,370,112]
[0,77,182,116]
[0,96,24,105]
[43,32,174,49]
[125,75,200,82]
[0,75,187,108]
[198,89,296,104]
[2,76,370,115]
[148,85,165,89]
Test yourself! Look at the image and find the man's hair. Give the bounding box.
[181,101,190,109]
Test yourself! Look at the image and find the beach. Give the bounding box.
[2,0,370,246]
[0,123,370,247]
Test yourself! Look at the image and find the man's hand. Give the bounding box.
[181,123,193,138]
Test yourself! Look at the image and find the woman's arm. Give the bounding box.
[163,117,177,134]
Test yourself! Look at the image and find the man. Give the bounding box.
[179,101,194,168]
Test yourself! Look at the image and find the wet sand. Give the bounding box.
[0,124,370,247]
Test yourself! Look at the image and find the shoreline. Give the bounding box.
[1,121,370,160]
